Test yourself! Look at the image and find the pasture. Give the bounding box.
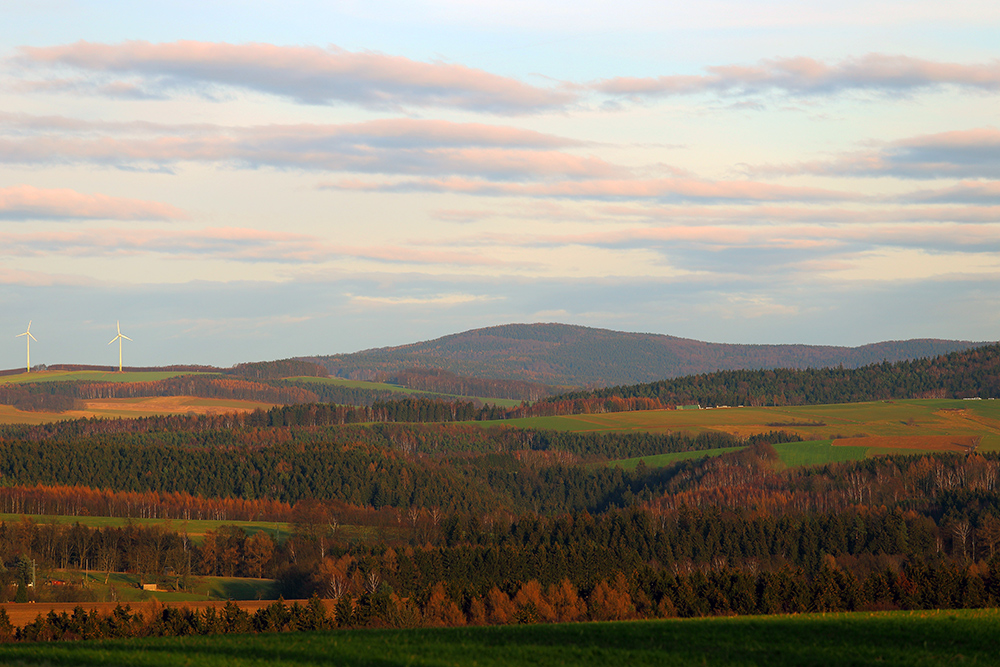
[0,608,995,666]
[0,370,218,384]
[496,399,1000,455]
[0,514,292,545]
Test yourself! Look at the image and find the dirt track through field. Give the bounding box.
[0,599,326,627]
[832,435,979,452]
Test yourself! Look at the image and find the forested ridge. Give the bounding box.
[539,342,1000,409]
[303,323,983,386]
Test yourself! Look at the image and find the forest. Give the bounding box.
[538,343,1000,410]
[0,342,999,644]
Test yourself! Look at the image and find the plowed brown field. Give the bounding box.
[832,435,979,452]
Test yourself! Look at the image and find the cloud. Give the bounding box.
[768,128,1000,179]
[530,221,1000,254]
[0,114,611,181]
[904,181,1000,205]
[594,54,1000,99]
[0,184,186,221]
[0,227,329,263]
[0,226,514,269]
[345,292,504,307]
[15,40,575,114]
[596,203,1000,224]
[326,175,855,203]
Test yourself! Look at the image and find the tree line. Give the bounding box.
[541,343,1000,409]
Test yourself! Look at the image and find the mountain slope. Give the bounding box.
[301,323,987,388]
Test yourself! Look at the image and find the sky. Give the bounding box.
[1,0,999,368]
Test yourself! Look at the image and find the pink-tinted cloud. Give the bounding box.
[0,114,603,180]
[0,227,512,268]
[489,221,1000,256]
[16,40,574,114]
[596,203,1000,224]
[595,54,1000,98]
[764,128,1000,179]
[0,185,186,221]
[905,181,1000,205]
[326,175,854,203]
[0,227,327,263]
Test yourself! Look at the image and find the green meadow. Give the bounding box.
[489,399,1000,451]
[0,608,996,666]
[50,572,278,603]
[607,440,893,470]
[0,514,291,545]
[0,370,219,384]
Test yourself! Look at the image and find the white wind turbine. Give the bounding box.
[15,321,37,373]
[108,321,132,372]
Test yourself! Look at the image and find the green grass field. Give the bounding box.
[0,370,219,384]
[288,376,523,407]
[0,608,996,666]
[62,572,278,603]
[487,399,1000,452]
[607,446,745,470]
[0,514,291,545]
[606,440,904,470]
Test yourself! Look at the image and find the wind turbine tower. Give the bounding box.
[15,321,36,373]
[108,321,132,373]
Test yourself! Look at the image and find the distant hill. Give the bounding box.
[301,323,988,388]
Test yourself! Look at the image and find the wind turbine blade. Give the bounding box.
[28,333,37,342]
[108,336,119,345]
[16,332,26,338]
[121,335,132,341]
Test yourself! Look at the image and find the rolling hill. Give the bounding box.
[301,323,987,388]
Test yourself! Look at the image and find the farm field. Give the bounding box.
[0,608,995,666]
[0,370,218,384]
[0,595,296,627]
[493,399,1000,453]
[0,396,277,424]
[289,375,523,407]
[0,514,292,545]
[2,573,280,612]
[0,514,395,548]
[605,440,918,470]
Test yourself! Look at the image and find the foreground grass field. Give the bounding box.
[0,608,996,666]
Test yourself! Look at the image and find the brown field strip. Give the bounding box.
[0,396,276,424]
[81,396,274,415]
[0,598,327,627]
[832,435,979,452]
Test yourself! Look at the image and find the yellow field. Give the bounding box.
[0,396,275,424]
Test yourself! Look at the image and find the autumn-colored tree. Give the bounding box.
[422,582,465,627]
[546,578,587,622]
[200,531,219,576]
[513,580,557,623]
[245,532,275,578]
[588,573,635,621]
[485,586,516,625]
